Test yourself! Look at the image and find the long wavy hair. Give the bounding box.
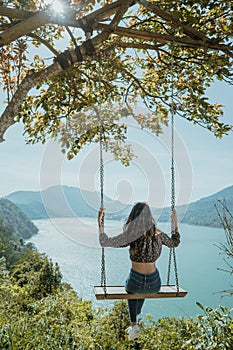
[124,202,156,239]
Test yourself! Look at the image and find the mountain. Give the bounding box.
[0,198,38,238]
[5,185,131,220]
[181,185,233,227]
[5,185,233,228]
[154,185,233,228]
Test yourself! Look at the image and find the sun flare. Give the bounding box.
[46,0,65,14]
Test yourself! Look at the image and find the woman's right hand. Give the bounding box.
[98,209,105,233]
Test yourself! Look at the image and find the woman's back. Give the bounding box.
[130,231,180,263]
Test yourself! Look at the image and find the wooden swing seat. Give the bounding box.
[94,285,187,300]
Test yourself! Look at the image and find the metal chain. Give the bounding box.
[100,126,107,293]
[98,62,107,295]
[173,247,180,293]
[99,116,104,211]
[166,246,172,285]
[166,44,180,293]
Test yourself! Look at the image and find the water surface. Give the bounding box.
[29,218,232,320]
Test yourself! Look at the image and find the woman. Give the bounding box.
[98,202,180,341]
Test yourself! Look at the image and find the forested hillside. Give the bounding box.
[157,185,233,228]
[0,198,38,238]
[182,186,233,227]
[0,220,232,349]
[178,186,233,227]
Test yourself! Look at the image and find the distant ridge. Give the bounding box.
[155,185,233,228]
[5,185,233,228]
[5,185,131,221]
[182,185,233,227]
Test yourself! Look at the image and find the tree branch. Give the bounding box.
[0,1,136,40]
[0,5,84,29]
[0,62,61,142]
[138,0,208,41]
[121,67,161,99]
[85,0,136,23]
[118,40,165,50]
[0,5,34,19]
[138,0,233,57]
[97,23,233,57]
[96,0,134,41]
[0,11,50,47]
[28,33,59,56]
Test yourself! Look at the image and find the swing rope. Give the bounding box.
[99,117,107,294]
[98,63,107,294]
[166,44,180,293]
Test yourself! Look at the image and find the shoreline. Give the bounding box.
[32,217,224,250]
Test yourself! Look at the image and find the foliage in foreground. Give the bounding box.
[0,249,232,350]
[0,287,232,350]
[0,219,232,349]
[215,199,233,296]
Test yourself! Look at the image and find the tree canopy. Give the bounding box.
[0,0,232,162]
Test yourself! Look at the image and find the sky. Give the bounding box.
[0,78,232,209]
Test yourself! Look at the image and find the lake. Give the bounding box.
[29,217,232,321]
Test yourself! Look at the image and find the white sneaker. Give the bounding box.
[126,325,140,341]
[136,315,145,327]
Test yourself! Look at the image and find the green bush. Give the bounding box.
[1,297,232,350]
[10,250,62,299]
[0,221,232,349]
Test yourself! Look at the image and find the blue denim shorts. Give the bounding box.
[125,268,161,294]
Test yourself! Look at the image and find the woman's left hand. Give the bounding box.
[171,209,178,232]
